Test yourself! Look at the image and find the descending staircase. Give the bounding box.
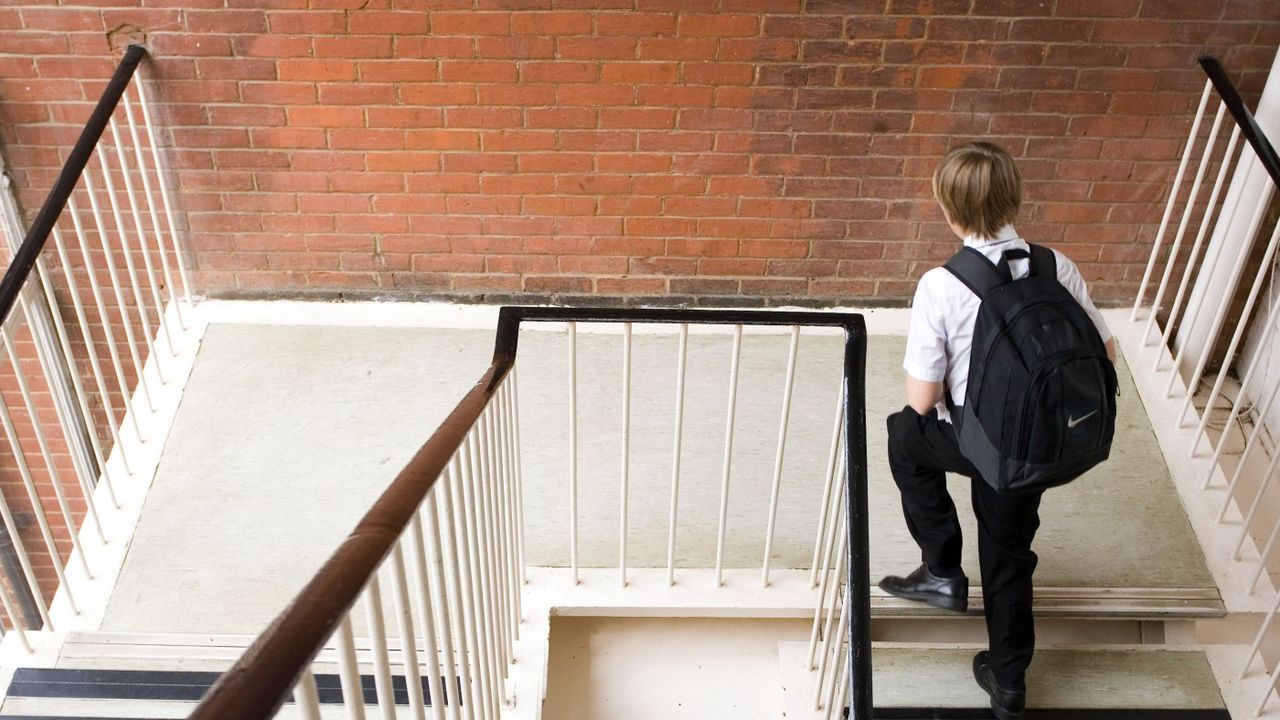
[0,315,1239,719]
[0,632,1232,719]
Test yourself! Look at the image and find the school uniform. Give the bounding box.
[888,225,1111,691]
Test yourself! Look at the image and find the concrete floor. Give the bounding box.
[101,321,1213,634]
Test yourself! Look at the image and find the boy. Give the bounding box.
[878,142,1115,720]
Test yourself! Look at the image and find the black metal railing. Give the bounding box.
[0,44,152,640]
[0,43,146,323]
[1199,56,1280,189]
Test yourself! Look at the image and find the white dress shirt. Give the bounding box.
[902,225,1112,423]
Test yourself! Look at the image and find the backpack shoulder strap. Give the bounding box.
[944,247,1007,299]
[1028,243,1057,280]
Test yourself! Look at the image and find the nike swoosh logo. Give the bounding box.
[1067,410,1098,428]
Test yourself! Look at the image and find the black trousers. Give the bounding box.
[886,406,1044,691]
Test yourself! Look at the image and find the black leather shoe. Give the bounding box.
[877,563,968,612]
[973,651,1026,720]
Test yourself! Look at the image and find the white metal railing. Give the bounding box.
[546,315,864,715]
[0,44,192,647]
[193,308,867,719]
[562,321,849,590]
[1129,59,1280,716]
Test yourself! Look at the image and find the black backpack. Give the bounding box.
[945,244,1117,494]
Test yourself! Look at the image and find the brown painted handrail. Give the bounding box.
[190,306,870,719]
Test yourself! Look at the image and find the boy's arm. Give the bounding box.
[906,374,945,416]
[904,271,948,415]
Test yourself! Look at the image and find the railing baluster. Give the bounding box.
[811,396,846,587]
[0,568,30,651]
[1213,378,1280,499]
[121,86,182,347]
[1164,163,1267,400]
[364,575,398,720]
[81,167,155,417]
[108,116,174,361]
[1131,78,1214,321]
[479,409,511,677]
[508,369,526,586]
[0,435,52,629]
[499,380,521,640]
[15,295,107,546]
[389,542,428,720]
[436,468,476,720]
[668,323,688,586]
[822,604,851,719]
[65,192,143,452]
[448,451,491,719]
[1229,449,1280,560]
[620,322,631,587]
[336,615,367,720]
[1142,101,1227,346]
[1186,217,1280,451]
[133,72,194,323]
[18,288,106,540]
[493,404,518,657]
[1249,519,1280,594]
[714,323,743,587]
[487,431,513,700]
[568,322,578,584]
[409,512,447,720]
[815,559,849,710]
[460,435,500,718]
[294,668,324,720]
[827,645,851,720]
[1158,125,1245,367]
[42,228,120,505]
[422,494,462,720]
[1257,661,1280,716]
[1202,288,1280,490]
[1244,588,1280,677]
[474,419,507,679]
[763,326,800,587]
[1,326,90,597]
[93,143,165,388]
[809,480,847,669]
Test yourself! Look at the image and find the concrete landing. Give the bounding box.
[100,316,1215,634]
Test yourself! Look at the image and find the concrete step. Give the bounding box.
[779,642,1231,719]
[0,666,462,719]
[0,626,1234,720]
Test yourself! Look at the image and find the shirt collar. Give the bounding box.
[963,225,1021,248]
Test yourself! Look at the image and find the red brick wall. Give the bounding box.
[1,1,1278,307]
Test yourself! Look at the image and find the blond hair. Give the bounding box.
[932,142,1021,239]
